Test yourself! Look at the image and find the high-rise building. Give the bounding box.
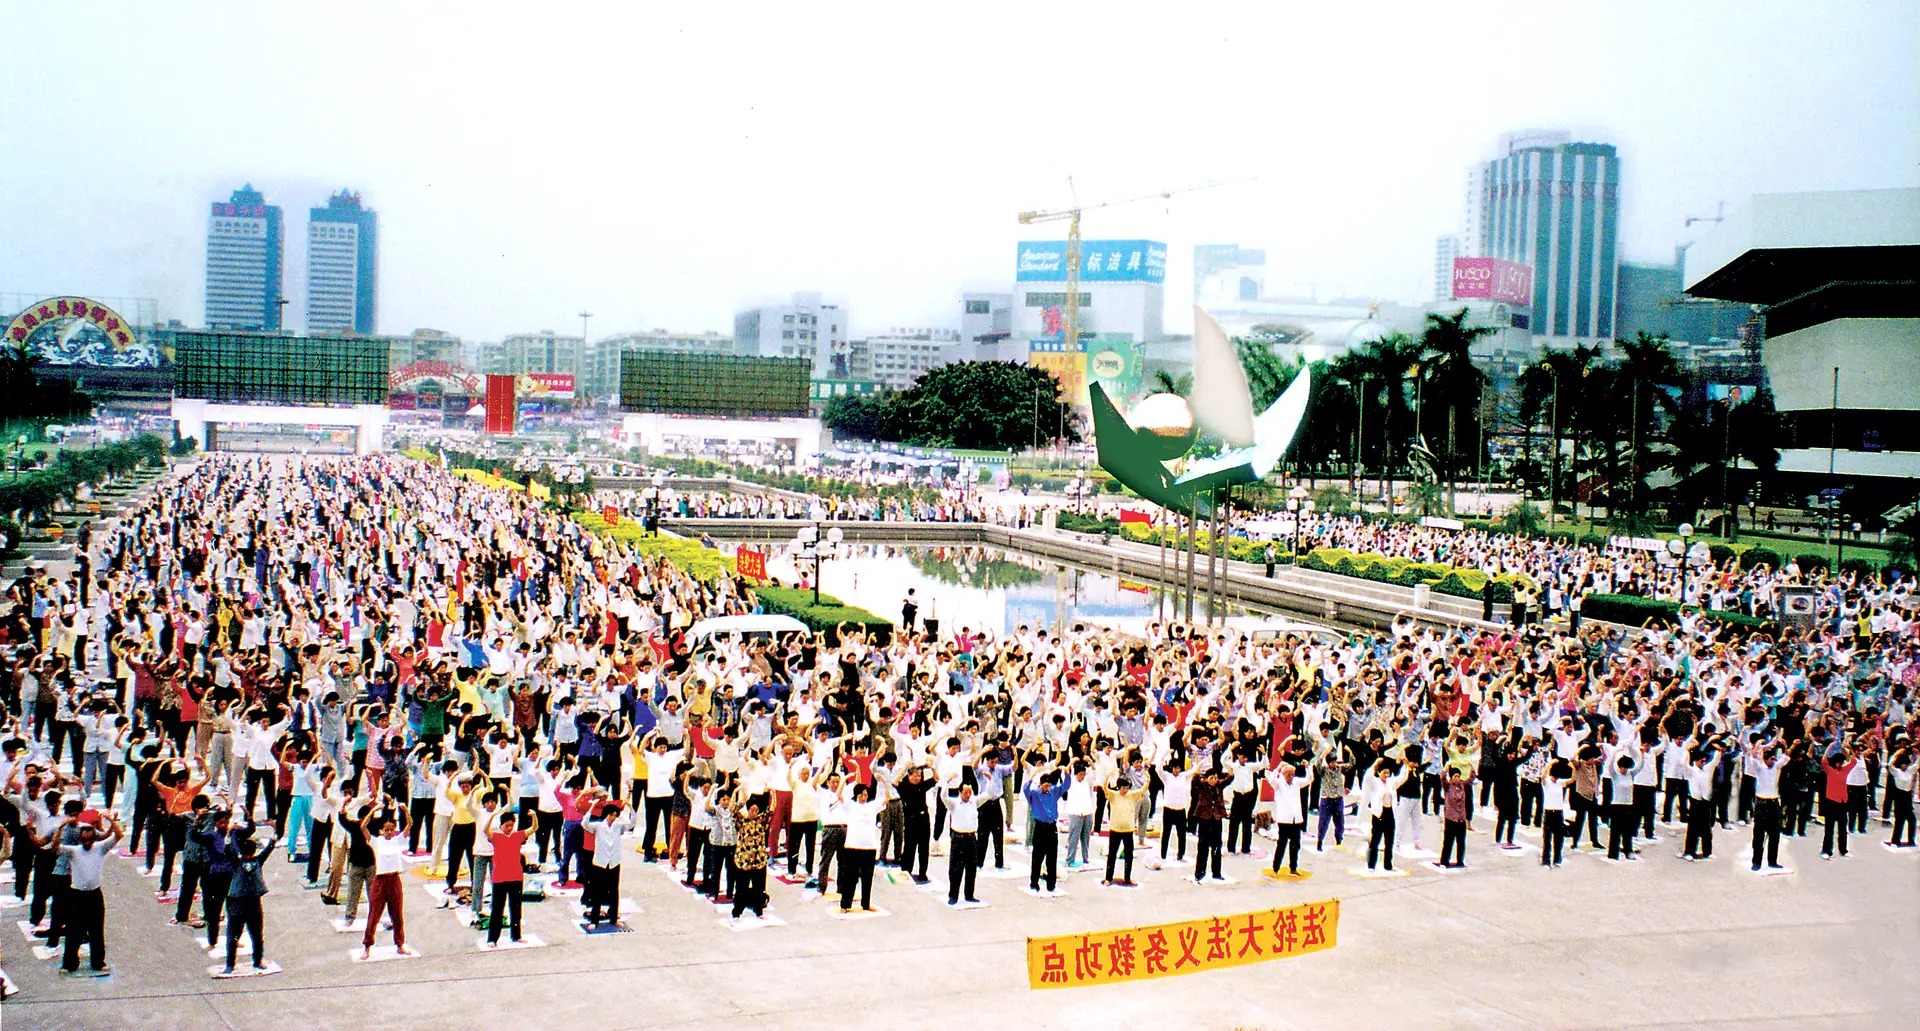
[960,293,1017,361]
[306,189,378,335]
[1193,244,1266,304]
[734,292,848,378]
[586,329,741,400]
[1433,236,1462,302]
[204,185,284,330]
[1471,131,1620,344]
[861,328,962,389]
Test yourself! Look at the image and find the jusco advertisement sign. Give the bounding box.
[1451,258,1533,306]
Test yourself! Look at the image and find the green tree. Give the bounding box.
[827,362,1074,451]
[0,342,92,435]
[1417,309,1494,501]
[1518,344,1604,521]
[1609,333,1686,519]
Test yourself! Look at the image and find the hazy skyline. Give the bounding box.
[3,2,1914,342]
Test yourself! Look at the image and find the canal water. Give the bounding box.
[786,543,1269,635]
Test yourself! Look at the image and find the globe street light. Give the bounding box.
[795,523,844,605]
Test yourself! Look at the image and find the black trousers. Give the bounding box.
[1750,797,1783,869]
[1887,787,1915,845]
[488,880,525,942]
[1194,818,1224,879]
[157,813,187,891]
[977,803,1005,868]
[786,821,817,877]
[174,860,205,923]
[730,866,767,918]
[306,820,333,882]
[1104,830,1134,883]
[1227,791,1256,853]
[409,798,435,853]
[701,844,734,897]
[1159,807,1188,859]
[1820,797,1849,856]
[1367,811,1396,870]
[1272,822,1303,873]
[536,810,562,862]
[1440,819,1467,866]
[224,895,264,968]
[1607,802,1637,858]
[684,827,711,884]
[1029,822,1059,890]
[1662,778,1689,823]
[1685,797,1716,858]
[642,796,671,858]
[947,832,979,901]
[61,887,106,972]
[902,809,930,878]
[244,768,274,821]
[1539,810,1564,865]
[202,871,233,948]
[838,848,875,909]
[446,822,477,889]
[1634,784,1658,838]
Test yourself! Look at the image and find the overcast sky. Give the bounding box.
[3,1,1914,342]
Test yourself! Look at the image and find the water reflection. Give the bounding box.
[811,544,1263,634]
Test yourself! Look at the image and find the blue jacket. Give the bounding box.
[1023,779,1068,824]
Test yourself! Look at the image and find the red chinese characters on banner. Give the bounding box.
[735,547,767,581]
[601,504,621,527]
[1025,899,1339,989]
[484,374,517,434]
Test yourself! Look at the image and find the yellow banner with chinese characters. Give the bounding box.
[1025,898,1339,990]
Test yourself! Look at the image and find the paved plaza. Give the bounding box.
[4,813,1914,1031]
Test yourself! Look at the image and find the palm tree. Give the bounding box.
[1610,333,1687,518]
[1419,309,1495,512]
[1518,344,1604,525]
[1332,332,1421,509]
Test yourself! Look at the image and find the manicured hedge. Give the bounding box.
[1056,511,1120,535]
[1738,546,1783,570]
[1118,522,1287,564]
[1299,547,1531,603]
[1580,592,1776,633]
[573,512,741,582]
[754,585,892,645]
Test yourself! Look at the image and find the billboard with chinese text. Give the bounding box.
[1029,337,1087,407]
[1017,240,1167,284]
[1450,257,1533,306]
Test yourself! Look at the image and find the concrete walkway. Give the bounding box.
[4,809,1912,1030]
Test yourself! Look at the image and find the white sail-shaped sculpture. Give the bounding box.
[1189,306,1255,447]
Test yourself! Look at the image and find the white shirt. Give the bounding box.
[842,799,883,850]
[371,834,407,875]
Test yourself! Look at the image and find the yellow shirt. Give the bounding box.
[450,786,476,825]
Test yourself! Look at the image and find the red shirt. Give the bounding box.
[1823,758,1856,803]
[490,829,527,883]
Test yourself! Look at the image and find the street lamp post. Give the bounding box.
[1287,485,1307,557]
[794,523,844,605]
[1675,522,1695,605]
[11,434,27,482]
[647,470,666,535]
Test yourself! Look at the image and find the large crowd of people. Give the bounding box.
[0,453,1912,997]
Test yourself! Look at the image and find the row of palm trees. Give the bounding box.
[1181,314,1779,525]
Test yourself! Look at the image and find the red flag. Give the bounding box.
[1119,508,1151,524]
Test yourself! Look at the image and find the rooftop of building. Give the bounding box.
[1684,189,1920,336]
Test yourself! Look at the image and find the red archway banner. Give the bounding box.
[485,374,516,434]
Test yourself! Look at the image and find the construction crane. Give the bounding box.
[1017,178,1241,356]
